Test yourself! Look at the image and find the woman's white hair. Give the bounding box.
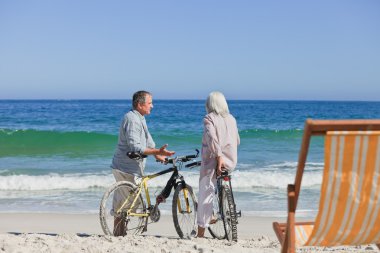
[206,91,230,116]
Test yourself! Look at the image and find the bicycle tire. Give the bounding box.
[208,188,226,239]
[99,181,147,236]
[172,183,198,239]
[221,185,238,242]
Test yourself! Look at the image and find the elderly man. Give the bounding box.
[111,90,175,236]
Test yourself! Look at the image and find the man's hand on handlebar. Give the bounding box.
[127,144,175,162]
[156,149,200,165]
[142,144,175,159]
[158,144,175,157]
[155,144,175,163]
[155,154,168,164]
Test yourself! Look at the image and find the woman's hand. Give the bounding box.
[217,156,226,176]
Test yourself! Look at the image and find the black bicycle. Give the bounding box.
[100,150,201,238]
[208,169,240,242]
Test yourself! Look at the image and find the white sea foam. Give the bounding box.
[237,161,324,170]
[0,165,323,191]
[242,209,318,218]
[0,167,322,217]
[0,173,115,191]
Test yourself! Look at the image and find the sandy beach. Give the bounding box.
[0,213,379,253]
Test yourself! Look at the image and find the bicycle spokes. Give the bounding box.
[208,191,226,240]
[172,184,197,238]
[100,182,147,236]
[221,186,238,242]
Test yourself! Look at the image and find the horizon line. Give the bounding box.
[0,98,379,102]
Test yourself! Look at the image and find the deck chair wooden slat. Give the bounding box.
[273,119,380,253]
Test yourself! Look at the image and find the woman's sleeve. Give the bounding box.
[204,116,223,158]
[236,120,241,146]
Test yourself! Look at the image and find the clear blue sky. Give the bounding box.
[0,1,379,100]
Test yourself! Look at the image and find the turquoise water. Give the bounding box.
[1,100,379,216]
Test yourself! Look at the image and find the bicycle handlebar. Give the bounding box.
[164,149,199,164]
[127,149,200,165]
[185,161,201,168]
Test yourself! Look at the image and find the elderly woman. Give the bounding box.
[197,91,240,238]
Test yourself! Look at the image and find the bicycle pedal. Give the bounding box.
[156,194,166,204]
[150,204,161,222]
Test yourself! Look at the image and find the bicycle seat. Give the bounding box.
[127,152,147,160]
[220,170,229,176]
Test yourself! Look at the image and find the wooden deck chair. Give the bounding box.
[273,119,380,253]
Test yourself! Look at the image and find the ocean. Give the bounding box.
[1,100,379,217]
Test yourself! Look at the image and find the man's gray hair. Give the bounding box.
[132,90,151,109]
[206,91,230,116]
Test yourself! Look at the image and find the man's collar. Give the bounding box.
[132,109,145,119]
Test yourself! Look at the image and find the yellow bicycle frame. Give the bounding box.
[115,171,193,218]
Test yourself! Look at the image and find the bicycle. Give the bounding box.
[208,169,241,242]
[99,149,201,239]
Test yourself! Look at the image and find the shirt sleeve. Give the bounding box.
[124,117,145,154]
[204,115,223,158]
[146,131,156,149]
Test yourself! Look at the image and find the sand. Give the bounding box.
[0,213,378,253]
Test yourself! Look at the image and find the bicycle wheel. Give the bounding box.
[221,185,238,241]
[172,183,197,238]
[100,181,147,236]
[208,189,226,239]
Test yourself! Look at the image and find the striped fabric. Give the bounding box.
[297,131,380,247]
[295,224,314,247]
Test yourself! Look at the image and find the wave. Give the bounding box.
[238,161,324,172]
[0,128,313,157]
[0,173,114,191]
[0,129,117,157]
[0,168,323,191]
[123,129,304,140]
[239,129,303,139]
[232,170,322,189]
[149,132,201,145]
